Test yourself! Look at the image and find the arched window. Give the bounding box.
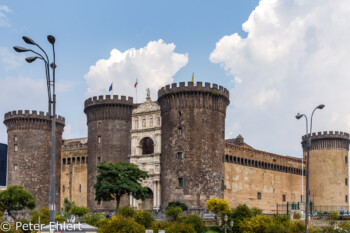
[140,137,154,155]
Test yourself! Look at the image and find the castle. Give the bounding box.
[3,81,350,214]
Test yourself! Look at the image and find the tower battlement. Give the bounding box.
[158,81,229,99]
[4,110,65,132]
[158,82,230,115]
[84,95,133,109]
[84,95,134,124]
[302,131,350,151]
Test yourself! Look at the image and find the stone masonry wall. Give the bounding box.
[224,143,305,214]
[84,95,133,211]
[60,138,88,207]
[4,110,65,209]
[158,82,230,209]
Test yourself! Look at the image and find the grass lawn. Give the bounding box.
[204,225,221,233]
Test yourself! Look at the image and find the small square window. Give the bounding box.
[177,152,183,159]
[14,164,18,171]
[178,178,183,188]
[282,194,286,202]
[14,145,18,152]
[257,192,261,200]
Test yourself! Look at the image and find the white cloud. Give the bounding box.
[63,124,73,139]
[0,47,24,70]
[84,39,188,101]
[0,76,75,144]
[0,5,11,27]
[210,0,350,156]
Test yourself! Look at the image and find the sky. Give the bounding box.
[1,0,350,158]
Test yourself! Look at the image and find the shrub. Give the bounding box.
[82,212,105,227]
[231,204,253,222]
[63,198,75,212]
[134,210,155,228]
[329,211,339,220]
[98,215,145,233]
[182,214,205,233]
[151,220,172,232]
[31,207,50,225]
[205,197,231,215]
[55,215,67,223]
[239,214,273,233]
[165,206,183,222]
[70,206,90,217]
[293,212,301,220]
[117,206,136,218]
[167,201,188,211]
[251,207,263,217]
[165,222,196,233]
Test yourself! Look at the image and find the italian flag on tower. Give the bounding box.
[134,78,138,88]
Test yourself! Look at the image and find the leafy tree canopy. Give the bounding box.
[0,185,36,220]
[94,162,149,211]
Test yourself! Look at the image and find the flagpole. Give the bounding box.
[136,86,137,103]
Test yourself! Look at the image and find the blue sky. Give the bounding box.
[1,0,350,157]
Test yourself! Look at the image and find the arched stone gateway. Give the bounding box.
[141,188,154,210]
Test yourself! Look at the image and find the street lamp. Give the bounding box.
[219,215,234,233]
[13,35,57,225]
[296,104,325,233]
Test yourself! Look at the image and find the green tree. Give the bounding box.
[166,201,188,211]
[94,162,148,211]
[63,198,75,212]
[0,185,36,220]
[70,206,90,217]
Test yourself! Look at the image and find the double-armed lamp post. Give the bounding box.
[14,35,57,224]
[295,104,325,233]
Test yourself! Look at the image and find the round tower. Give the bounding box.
[157,82,230,209]
[4,110,65,208]
[84,95,133,211]
[302,131,350,206]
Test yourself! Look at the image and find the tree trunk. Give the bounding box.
[116,196,121,212]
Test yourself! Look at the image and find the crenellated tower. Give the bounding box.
[302,131,350,206]
[84,95,133,211]
[3,110,65,208]
[157,82,230,209]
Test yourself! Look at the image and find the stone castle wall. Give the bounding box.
[84,95,133,211]
[302,131,350,206]
[224,143,305,214]
[157,82,230,209]
[4,110,65,209]
[60,138,88,207]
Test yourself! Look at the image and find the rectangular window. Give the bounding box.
[282,194,286,202]
[98,136,101,144]
[79,184,82,193]
[346,195,348,203]
[14,135,17,142]
[97,157,101,164]
[346,156,348,164]
[178,178,183,188]
[14,164,18,171]
[14,145,18,152]
[257,192,261,200]
[177,152,183,159]
[178,128,182,136]
[346,178,348,186]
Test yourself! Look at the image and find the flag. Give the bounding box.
[109,83,113,92]
[134,78,138,88]
[191,72,194,82]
